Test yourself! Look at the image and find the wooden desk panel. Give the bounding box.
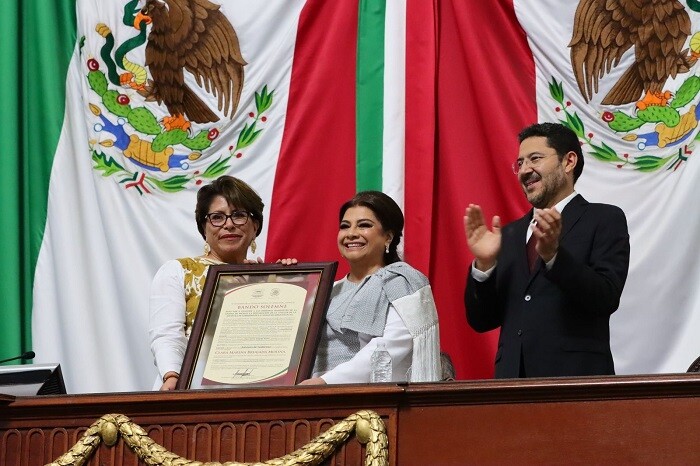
[3,374,700,465]
[399,374,700,465]
[0,385,401,465]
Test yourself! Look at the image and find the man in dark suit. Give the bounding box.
[464,122,630,378]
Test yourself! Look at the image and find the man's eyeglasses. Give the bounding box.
[205,211,251,227]
[512,152,557,174]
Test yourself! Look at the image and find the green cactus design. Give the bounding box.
[89,68,215,151]
[127,107,161,135]
[181,131,212,151]
[152,129,188,153]
[671,76,700,109]
[88,57,274,192]
[547,76,692,173]
[87,70,108,96]
[608,111,645,132]
[103,90,132,117]
[637,105,681,127]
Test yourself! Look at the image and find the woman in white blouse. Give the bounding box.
[301,191,441,384]
[149,176,272,390]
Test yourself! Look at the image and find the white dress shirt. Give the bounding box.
[313,304,413,384]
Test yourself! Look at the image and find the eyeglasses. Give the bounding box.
[512,152,557,174]
[205,211,251,227]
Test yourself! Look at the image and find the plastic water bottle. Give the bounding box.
[370,341,393,382]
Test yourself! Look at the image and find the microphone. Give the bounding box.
[0,351,35,365]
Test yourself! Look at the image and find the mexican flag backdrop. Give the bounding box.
[2,0,699,392]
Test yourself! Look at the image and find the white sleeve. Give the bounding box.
[320,304,413,384]
[471,260,496,282]
[148,260,187,381]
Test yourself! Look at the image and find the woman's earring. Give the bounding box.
[385,244,390,254]
[204,242,211,255]
[250,239,257,254]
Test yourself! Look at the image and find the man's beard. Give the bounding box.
[522,168,566,209]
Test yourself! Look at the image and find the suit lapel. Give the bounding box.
[559,194,588,241]
[522,195,588,285]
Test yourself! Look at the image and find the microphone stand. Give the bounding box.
[0,351,35,364]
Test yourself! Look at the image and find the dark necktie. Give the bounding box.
[526,233,538,273]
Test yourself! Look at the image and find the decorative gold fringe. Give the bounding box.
[46,410,388,466]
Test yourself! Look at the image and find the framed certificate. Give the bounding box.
[177,262,337,389]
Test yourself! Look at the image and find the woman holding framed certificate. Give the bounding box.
[301,191,442,384]
[148,175,294,390]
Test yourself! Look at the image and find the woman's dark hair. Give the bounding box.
[339,191,403,264]
[195,176,264,239]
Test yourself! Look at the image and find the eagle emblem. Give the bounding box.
[549,0,700,171]
[569,0,698,110]
[135,0,246,131]
[84,0,274,193]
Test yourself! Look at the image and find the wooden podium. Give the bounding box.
[2,373,700,465]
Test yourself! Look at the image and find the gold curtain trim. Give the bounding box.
[45,410,388,466]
